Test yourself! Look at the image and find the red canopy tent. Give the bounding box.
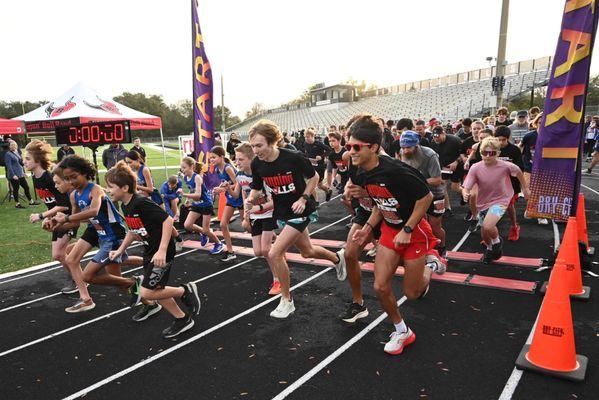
[0,118,26,135]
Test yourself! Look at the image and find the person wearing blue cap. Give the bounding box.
[398,131,448,260]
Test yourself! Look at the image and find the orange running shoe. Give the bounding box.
[268,280,281,295]
[508,224,520,241]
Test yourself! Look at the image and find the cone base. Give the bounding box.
[540,282,591,301]
[515,344,588,382]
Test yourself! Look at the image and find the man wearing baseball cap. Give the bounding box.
[399,131,448,260]
[508,110,529,143]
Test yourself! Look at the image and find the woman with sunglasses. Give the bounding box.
[462,137,529,264]
[247,119,347,319]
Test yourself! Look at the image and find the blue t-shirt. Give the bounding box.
[216,163,243,207]
[74,182,125,241]
[184,173,212,207]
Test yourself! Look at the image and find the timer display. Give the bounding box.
[55,121,131,146]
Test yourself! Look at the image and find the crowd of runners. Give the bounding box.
[21,106,559,353]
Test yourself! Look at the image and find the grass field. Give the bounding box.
[0,144,183,274]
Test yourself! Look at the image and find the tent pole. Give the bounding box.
[159,127,169,179]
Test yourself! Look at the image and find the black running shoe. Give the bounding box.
[482,248,494,264]
[339,302,369,323]
[491,238,503,260]
[463,211,472,221]
[181,282,201,315]
[128,275,143,308]
[132,302,162,322]
[162,315,195,338]
[220,251,237,262]
[61,280,78,295]
[468,217,479,232]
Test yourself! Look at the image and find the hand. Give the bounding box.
[352,227,370,246]
[346,183,368,198]
[291,197,306,214]
[109,250,122,261]
[464,161,470,170]
[393,230,412,247]
[250,205,260,214]
[462,191,470,203]
[12,175,18,180]
[448,161,458,171]
[315,156,322,161]
[42,218,54,231]
[151,249,167,267]
[30,213,41,223]
[176,188,183,195]
[54,212,67,224]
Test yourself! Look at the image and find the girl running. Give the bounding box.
[106,162,201,338]
[24,141,81,295]
[125,150,163,207]
[210,146,244,262]
[53,155,141,312]
[248,119,346,319]
[233,143,280,295]
[180,157,224,255]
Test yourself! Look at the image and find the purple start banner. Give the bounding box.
[192,0,214,165]
[527,0,599,220]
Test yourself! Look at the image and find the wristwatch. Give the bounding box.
[403,225,413,234]
[301,194,310,201]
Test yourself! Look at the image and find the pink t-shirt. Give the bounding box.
[463,159,520,212]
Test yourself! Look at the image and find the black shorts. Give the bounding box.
[190,204,214,215]
[315,167,325,182]
[141,260,173,290]
[80,226,99,248]
[226,202,244,211]
[52,227,78,242]
[426,196,446,217]
[442,163,465,183]
[250,218,277,236]
[278,212,318,233]
[352,208,381,239]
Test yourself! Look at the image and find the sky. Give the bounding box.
[1,0,599,118]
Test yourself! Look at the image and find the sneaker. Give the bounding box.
[175,237,183,251]
[200,233,208,247]
[268,280,281,295]
[209,241,224,255]
[61,280,78,295]
[162,315,195,338]
[128,275,143,308]
[467,217,479,232]
[132,302,162,322]
[482,248,494,264]
[220,251,237,262]
[270,297,295,319]
[384,328,416,355]
[334,249,347,281]
[508,224,520,241]
[181,282,201,315]
[339,302,369,323]
[326,189,333,202]
[65,298,96,313]
[15,203,25,209]
[366,246,377,258]
[425,252,447,275]
[538,218,549,225]
[491,238,503,260]
[463,211,472,221]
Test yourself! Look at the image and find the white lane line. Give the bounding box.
[581,184,599,196]
[497,218,560,399]
[62,268,334,400]
[451,229,471,252]
[0,216,350,358]
[271,296,408,400]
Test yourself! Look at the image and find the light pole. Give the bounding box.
[495,0,510,111]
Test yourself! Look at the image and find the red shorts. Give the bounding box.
[379,219,438,261]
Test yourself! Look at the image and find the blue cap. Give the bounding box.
[400,130,420,148]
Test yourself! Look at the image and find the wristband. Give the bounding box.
[39,213,44,220]
[365,222,374,230]
[301,194,310,201]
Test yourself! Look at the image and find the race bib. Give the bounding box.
[433,199,446,215]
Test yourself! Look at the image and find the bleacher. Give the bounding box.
[229,57,552,136]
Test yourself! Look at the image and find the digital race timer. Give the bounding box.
[55,121,131,146]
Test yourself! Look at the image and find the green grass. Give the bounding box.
[0,143,183,274]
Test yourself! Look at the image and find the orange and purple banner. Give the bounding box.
[192,0,214,164]
[527,0,599,220]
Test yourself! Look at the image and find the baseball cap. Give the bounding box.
[400,131,420,148]
[517,110,528,117]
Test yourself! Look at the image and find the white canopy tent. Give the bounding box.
[14,83,168,175]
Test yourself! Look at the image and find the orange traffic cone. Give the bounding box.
[541,217,590,300]
[217,191,227,221]
[576,193,594,255]
[515,263,588,381]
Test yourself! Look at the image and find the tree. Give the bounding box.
[0,100,47,119]
[245,102,265,119]
[214,105,241,131]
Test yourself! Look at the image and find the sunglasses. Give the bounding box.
[482,150,497,157]
[345,143,372,152]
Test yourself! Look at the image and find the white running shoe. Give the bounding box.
[538,218,549,225]
[366,246,377,257]
[270,297,295,319]
[334,249,347,281]
[425,253,447,275]
[384,328,416,355]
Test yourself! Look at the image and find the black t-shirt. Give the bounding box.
[121,194,175,262]
[498,143,523,193]
[131,145,147,159]
[521,130,538,171]
[303,141,331,170]
[328,148,349,177]
[354,156,430,229]
[32,170,71,211]
[251,148,317,220]
[495,119,512,127]
[429,134,463,167]
[461,136,476,157]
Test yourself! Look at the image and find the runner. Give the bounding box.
[326,131,349,194]
[24,140,81,295]
[349,115,436,355]
[429,125,464,217]
[180,157,223,255]
[210,145,243,262]
[302,128,333,201]
[232,143,280,295]
[462,137,530,263]
[105,162,201,338]
[248,119,346,319]
[160,175,182,221]
[52,155,141,313]
[124,150,164,207]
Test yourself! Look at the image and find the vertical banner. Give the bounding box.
[527,0,599,220]
[192,0,214,164]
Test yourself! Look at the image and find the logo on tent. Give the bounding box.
[45,97,76,118]
[83,96,121,115]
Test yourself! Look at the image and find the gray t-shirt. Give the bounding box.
[508,122,529,143]
[401,146,444,199]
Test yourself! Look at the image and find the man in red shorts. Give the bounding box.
[350,115,436,355]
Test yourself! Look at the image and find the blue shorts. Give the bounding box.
[91,239,128,266]
[478,204,507,224]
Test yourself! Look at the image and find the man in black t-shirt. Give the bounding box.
[429,126,464,216]
[302,129,333,201]
[57,145,75,162]
[349,115,438,356]
[106,165,201,339]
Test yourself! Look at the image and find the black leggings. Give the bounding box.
[587,139,596,157]
[10,177,32,202]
